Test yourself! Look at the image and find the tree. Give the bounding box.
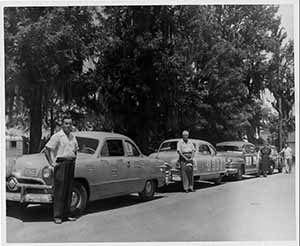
[5,7,98,152]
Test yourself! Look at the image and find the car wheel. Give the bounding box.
[214,175,223,185]
[235,167,243,180]
[70,181,88,215]
[268,165,274,175]
[139,180,156,200]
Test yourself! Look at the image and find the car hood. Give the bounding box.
[12,152,92,178]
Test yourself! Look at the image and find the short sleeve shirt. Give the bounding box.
[45,129,79,161]
[177,139,195,153]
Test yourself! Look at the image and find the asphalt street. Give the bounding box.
[6,170,296,243]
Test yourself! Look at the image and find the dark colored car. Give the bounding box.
[216,141,260,180]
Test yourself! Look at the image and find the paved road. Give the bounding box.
[6,171,296,243]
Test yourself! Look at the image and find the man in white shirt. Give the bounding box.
[44,114,79,224]
[280,143,293,174]
[177,130,196,192]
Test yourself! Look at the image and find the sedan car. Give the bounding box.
[149,139,227,185]
[216,141,260,180]
[6,131,168,214]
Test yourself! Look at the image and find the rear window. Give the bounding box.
[76,137,99,154]
[216,145,243,152]
[159,141,178,152]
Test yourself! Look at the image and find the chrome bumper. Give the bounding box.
[225,168,238,175]
[6,183,53,204]
[6,192,52,203]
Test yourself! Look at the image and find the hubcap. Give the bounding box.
[71,190,80,207]
[145,181,152,193]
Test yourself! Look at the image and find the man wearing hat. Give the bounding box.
[177,130,196,192]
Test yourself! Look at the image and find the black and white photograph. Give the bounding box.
[1,0,299,244]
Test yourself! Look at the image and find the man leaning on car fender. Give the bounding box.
[44,113,79,224]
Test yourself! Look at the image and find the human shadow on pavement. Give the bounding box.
[6,194,166,223]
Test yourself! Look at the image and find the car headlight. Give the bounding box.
[42,166,52,179]
[7,177,18,191]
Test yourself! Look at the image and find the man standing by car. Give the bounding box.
[280,143,293,173]
[44,114,79,224]
[259,143,271,177]
[177,130,196,192]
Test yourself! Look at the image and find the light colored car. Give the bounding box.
[149,139,227,185]
[6,131,168,214]
[216,141,260,180]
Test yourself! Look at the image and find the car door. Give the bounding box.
[123,140,145,192]
[96,138,127,197]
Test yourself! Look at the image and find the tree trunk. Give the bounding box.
[29,86,43,153]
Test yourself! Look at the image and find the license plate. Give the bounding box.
[24,168,37,177]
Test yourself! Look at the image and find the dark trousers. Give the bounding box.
[53,158,75,220]
[179,155,194,191]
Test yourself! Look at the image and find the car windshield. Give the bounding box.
[216,145,243,152]
[76,137,99,154]
[159,141,178,152]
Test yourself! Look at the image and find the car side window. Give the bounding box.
[101,139,124,157]
[198,144,211,155]
[125,140,140,157]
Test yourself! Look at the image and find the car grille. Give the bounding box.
[17,179,44,185]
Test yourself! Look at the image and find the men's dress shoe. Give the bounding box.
[185,190,189,193]
[67,217,77,221]
[54,218,62,224]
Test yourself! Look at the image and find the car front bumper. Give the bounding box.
[6,183,53,204]
[225,168,239,175]
[6,192,52,203]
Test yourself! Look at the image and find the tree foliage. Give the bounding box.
[4,5,294,154]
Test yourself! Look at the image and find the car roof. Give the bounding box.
[216,141,254,147]
[162,138,212,145]
[73,131,129,140]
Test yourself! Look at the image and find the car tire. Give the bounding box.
[70,181,88,215]
[268,165,274,175]
[235,167,243,180]
[214,175,223,185]
[139,180,156,200]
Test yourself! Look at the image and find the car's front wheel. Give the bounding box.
[235,167,243,180]
[139,180,156,200]
[214,175,223,185]
[70,181,88,215]
[268,165,274,175]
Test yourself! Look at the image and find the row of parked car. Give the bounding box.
[6,131,283,215]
